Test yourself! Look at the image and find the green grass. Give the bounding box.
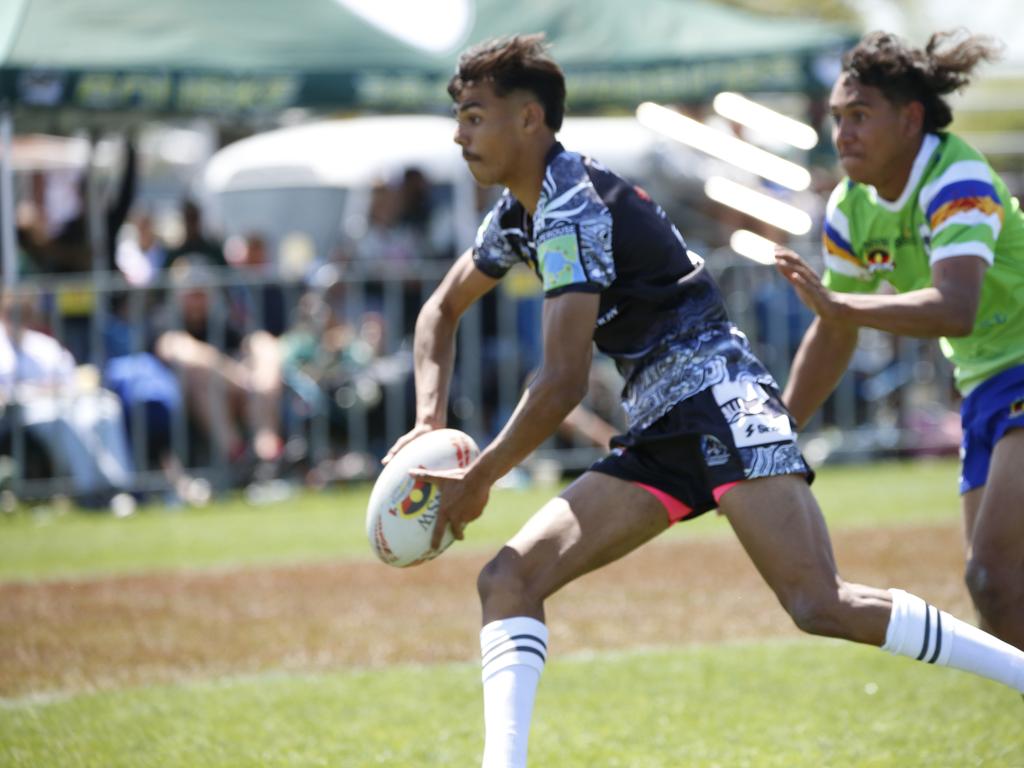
[0,458,961,582]
[1,640,1019,767]
[3,457,1017,768]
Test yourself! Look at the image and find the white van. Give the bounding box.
[200,113,707,275]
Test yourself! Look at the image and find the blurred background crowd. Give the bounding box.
[0,0,1020,513]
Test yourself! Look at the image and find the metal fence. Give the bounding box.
[0,251,960,506]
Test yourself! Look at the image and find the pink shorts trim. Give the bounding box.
[635,482,693,525]
[713,481,741,504]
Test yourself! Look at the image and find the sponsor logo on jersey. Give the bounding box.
[1010,397,1024,418]
[866,247,894,273]
[701,434,731,467]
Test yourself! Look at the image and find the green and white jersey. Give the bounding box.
[822,132,1024,394]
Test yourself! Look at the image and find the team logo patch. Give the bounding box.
[701,434,731,467]
[866,248,894,273]
[538,224,586,291]
[1010,397,1024,418]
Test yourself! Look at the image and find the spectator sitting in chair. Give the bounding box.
[0,292,135,512]
[151,257,285,481]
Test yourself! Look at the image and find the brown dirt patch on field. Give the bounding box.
[0,522,970,699]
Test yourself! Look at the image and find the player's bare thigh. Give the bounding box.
[718,473,890,644]
[968,427,1024,564]
[480,471,670,623]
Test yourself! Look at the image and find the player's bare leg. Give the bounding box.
[719,474,1024,691]
[963,428,1024,649]
[476,472,669,768]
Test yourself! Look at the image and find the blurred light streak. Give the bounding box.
[729,228,779,265]
[712,92,819,150]
[704,176,812,235]
[635,101,811,191]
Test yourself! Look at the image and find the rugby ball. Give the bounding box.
[367,428,480,567]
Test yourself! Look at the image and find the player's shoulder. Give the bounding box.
[934,132,988,165]
[921,132,994,186]
[824,177,864,219]
[542,145,592,200]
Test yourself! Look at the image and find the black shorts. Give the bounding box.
[589,379,813,523]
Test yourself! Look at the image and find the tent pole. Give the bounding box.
[0,108,16,289]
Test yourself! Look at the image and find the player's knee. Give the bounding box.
[965,555,1019,615]
[781,585,852,639]
[477,548,530,607]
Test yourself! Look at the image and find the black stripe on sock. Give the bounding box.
[482,632,547,660]
[482,636,547,668]
[481,645,547,672]
[916,604,932,661]
[927,610,943,664]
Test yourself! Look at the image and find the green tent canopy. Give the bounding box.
[1,0,857,122]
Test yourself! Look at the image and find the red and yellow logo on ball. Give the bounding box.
[389,474,438,520]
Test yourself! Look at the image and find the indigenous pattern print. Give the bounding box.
[473,143,776,432]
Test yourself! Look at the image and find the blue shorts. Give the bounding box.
[959,363,1024,494]
[589,378,813,523]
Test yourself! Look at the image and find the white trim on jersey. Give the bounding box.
[929,240,995,266]
[918,159,995,215]
[875,134,940,213]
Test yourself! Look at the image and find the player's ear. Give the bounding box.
[521,99,546,134]
[902,100,925,136]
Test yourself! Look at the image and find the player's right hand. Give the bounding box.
[382,424,437,465]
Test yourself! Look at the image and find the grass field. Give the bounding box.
[2,457,1023,767]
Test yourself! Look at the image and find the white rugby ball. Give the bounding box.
[367,428,480,567]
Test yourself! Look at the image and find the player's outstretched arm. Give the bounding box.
[783,316,858,430]
[383,249,498,463]
[418,290,600,548]
[778,249,987,339]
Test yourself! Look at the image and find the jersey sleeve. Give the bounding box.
[535,156,615,297]
[918,159,1003,266]
[821,181,879,294]
[471,197,522,279]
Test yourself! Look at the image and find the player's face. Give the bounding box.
[829,75,921,196]
[452,81,530,188]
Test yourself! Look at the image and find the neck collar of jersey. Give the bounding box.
[544,140,565,166]
[873,133,940,212]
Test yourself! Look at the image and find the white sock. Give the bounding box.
[480,617,548,768]
[883,588,1024,692]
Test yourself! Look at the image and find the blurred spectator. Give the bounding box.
[166,198,227,270]
[15,141,136,274]
[396,166,455,262]
[351,179,420,267]
[224,232,288,337]
[115,207,168,287]
[152,258,284,481]
[14,142,137,364]
[0,292,135,511]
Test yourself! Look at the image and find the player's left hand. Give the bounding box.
[408,465,491,549]
[774,247,846,324]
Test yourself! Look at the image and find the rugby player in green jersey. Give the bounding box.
[776,29,1024,649]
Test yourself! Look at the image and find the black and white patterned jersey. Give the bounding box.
[472,142,776,432]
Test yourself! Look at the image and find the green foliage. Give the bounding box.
[0,459,960,581]
[2,639,1019,767]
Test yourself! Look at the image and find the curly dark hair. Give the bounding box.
[447,33,566,131]
[842,29,1003,132]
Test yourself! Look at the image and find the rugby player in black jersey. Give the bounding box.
[383,33,1024,768]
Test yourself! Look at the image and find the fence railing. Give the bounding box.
[0,252,959,506]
